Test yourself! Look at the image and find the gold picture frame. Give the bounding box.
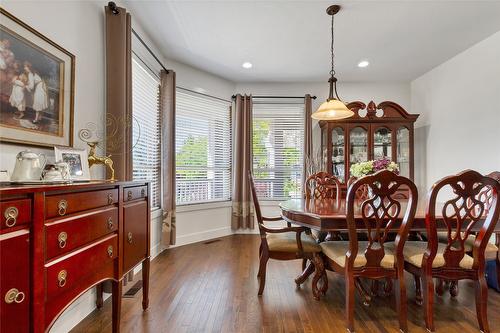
[0,8,75,147]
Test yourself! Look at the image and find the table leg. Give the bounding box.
[295,260,315,286]
[355,278,372,306]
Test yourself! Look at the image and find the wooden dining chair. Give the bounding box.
[435,171,500,297]
[403,170,500,333]
[304,171,342,245]
[305,171,342,201]
[312,170,418,333]
[248,172,321,295]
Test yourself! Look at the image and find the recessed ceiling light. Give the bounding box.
[242,62,253,69]
[357,60,369,68]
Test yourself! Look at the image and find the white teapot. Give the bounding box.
[11,150,46,181]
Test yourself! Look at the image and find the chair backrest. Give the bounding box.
[345,170,418,269]
[477,171,500,216]
[426,170,500,269]
[248,171,266,235]
[305,172,341,199]
[347,176,370,200]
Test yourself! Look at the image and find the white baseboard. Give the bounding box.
[171,226,234,247]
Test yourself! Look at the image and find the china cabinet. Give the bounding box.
[320,101,419,183]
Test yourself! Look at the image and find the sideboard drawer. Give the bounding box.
[45,207,118,260]
[123,185,148,202]
[1,199,31,231]
[123,200,148,273]
[1,230,30,333]
[45,234,117,299]
[45,189,118,218]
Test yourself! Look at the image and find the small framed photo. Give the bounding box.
[54,147,90,181]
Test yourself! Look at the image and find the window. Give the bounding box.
[175,89,232,205]
[132,57,161,208]
[252,100,304,200]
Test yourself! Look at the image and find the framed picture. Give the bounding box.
[54,147,90,181]
[0,8,75,147]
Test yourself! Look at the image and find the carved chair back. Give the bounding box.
[425,170,500,270]
[248,172,266,237]
[345,170,418,271]
[347,176,370,200]
[305,172,341,200]
[476,171,500,216]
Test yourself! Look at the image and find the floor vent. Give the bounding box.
[204,239,221,245]
[123,280,142,298]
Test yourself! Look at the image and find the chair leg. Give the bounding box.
[449,280,459,298]
[475,276,490,333]
[384,277,393,296]
[496,249,500,290]
[422,274,435,332]
[435,278,445,296]
[312,253,327,300]
[414,274,423,306]
[257,253,269,296]
[395,273,408,333]
[302,258,307,271]
[257,243,263,277]
[345,276,356,333]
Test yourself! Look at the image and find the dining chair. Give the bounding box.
[403,170,500,333]
[312,170,418,333]
[248,172,321,295]
[435,171,500,297]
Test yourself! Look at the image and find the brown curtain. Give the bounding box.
[105,4,132,180]
[160,70,176,246]
[231,94,254,230]
[303,94,313,184]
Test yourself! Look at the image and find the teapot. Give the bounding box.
[42,162,70,181]
[11,151,46,181]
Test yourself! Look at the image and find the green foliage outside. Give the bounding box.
[176,136,208,179]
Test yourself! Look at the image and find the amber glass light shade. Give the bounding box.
[311,99,354,120]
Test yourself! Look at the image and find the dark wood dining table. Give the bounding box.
[279,198,500,285]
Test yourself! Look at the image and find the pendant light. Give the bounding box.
[311,5,354,120]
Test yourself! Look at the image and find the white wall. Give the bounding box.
[411,30,500,191]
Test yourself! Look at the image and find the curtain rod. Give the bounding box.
[231,95,317,100]
[108,1,169,74]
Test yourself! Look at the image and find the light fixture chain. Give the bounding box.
[330,13,335,77]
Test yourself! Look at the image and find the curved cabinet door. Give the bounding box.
[1,230,30,333]
[123,200,148,274]
[396,126,410,178]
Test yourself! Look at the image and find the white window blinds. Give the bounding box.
[132,57,161,208]
[252,100,305,200]
[175,89,232,205]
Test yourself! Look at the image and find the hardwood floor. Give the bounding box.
[72,234,500,333]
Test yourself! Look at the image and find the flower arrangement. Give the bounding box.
[350,157,399,178]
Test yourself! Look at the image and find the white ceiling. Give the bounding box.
[125,1,500,83]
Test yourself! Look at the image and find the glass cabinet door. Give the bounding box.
[349,126,368,177]
[331,127,345,182]
[397,127,410,178]
[373,127,392,160]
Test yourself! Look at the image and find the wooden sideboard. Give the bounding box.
[0,181,150,333]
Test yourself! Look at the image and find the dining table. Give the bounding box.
[279,197,500,287]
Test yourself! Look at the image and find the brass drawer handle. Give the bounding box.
[141,188,145,197]
[127,232,133,244]
[58,232,67,248]
[127,191,133,201]
[4,288,25,304]
[107,217,114,230]
[58,200,68,216]
[107,193,113,205]
[107,245,114,258]
[4,206,18,227]
[58,270,67,288]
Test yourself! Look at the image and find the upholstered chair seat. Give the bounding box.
[437,232,498,259]
[320,241,395,269]
[391,241,474,269]
[267,232,321,253]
